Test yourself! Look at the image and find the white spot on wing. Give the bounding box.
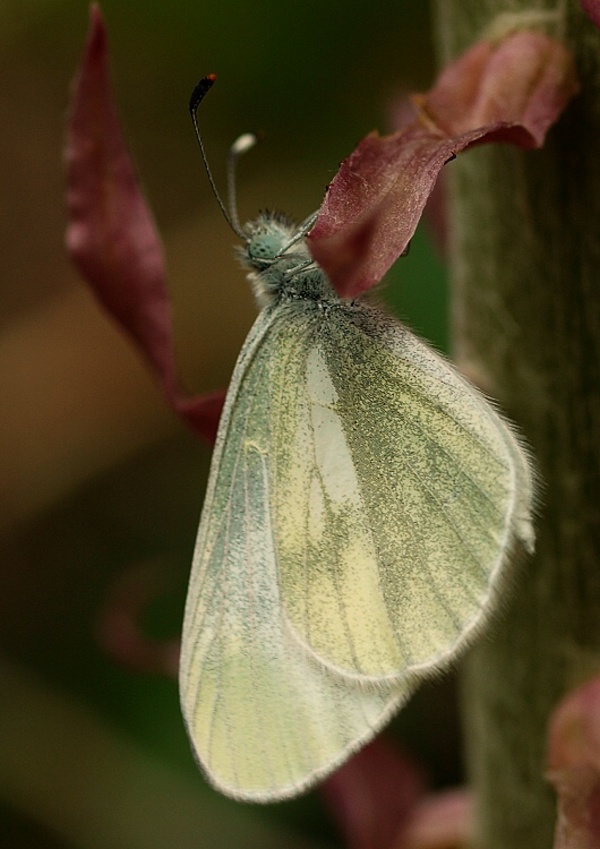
[306,347,339,405]
[306,347,361,506]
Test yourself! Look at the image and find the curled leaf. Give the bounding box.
[581,1,600,29]
[96,560,180,678]
[401,788,474,849]
[308,31,578,298]
[65,5,223,442]
[321,737,426,849]
[546,677,600,848]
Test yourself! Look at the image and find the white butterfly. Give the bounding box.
[179,81,535,802]
[179,209,535,801]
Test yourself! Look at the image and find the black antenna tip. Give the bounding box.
[189,74,217,116]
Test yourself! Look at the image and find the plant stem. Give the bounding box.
[433,2,600,847]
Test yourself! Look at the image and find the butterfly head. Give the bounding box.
[243,212,304,270]
[188,77,322,306]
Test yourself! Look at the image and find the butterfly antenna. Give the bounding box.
[227,133,258,235]
[189,75,246,239]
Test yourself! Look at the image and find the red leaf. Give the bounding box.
[65,5,223,442]
[581,1,600,28]
[96,560,180,678]
[401,788,474,849]
[176,387,226,444]
[546,677,600,849]
[320,737,427,849]
[308,31,578,299]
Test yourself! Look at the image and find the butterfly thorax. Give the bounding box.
[239,211,337,309]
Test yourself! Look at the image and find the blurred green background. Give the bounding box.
[0,1,452,847]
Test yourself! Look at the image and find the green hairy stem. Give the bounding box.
[433,2,600,847]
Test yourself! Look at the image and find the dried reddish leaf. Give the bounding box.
[388,97,448,255]
[421,173,448,256]
[96,560,180,678]
[308,31,578,299]
[581,1,600,28]
[546,677,600,848]
[400,788,474,849]
[320,737,427,849]
[65,5,223,442]
[175,387,226,444]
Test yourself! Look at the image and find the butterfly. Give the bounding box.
[179,77,535,803]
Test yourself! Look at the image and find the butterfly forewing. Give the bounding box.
[273,303,533,680]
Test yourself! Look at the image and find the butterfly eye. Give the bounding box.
[248,234,282,263]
